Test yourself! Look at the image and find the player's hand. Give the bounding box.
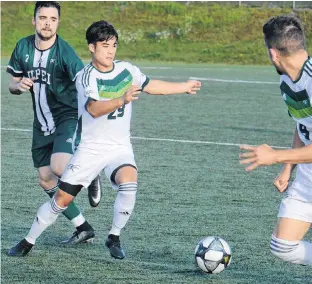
[17,77,35,92]
[273,165,292,193]
[185,80,201,95]
[239,144,278,171]
[121,85,142,104]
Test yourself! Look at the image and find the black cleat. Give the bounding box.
[60,230,95,245]
[8,239,33,257]
[87,175,102,207]
[105,234,125,259]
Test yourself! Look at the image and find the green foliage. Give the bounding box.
[1,2,312,64]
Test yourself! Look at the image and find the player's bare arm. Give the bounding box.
[273,128,303,192]
[273,164,293,193]
[144,79,201,95]
[239,143,312,172]
[87,85,141,118]
[8,76,34,95]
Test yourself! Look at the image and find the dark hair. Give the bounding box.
[263,15,306,56]
[86,20,118,45]
[34,1,61,18]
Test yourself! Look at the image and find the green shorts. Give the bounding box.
[32,119,77,168]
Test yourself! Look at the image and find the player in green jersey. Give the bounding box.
[6,2,101,249]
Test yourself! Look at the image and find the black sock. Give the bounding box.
[76,221,93,232]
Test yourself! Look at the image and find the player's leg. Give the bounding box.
[109,166,138,237]
[38,164,83,224]
[50,119,99,243]
[54,119,102,207]
[104,148,138,259]
[8,146,102,257]
[33,141,94,244]
[270,197,312,265]
[56,146,105,244]
[50,153,91,225]
[8,188,77,257]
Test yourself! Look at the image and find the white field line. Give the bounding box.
[190,76,277,84]
[1,65,277,85]
[150,75,277,85]
[1,127,289,149]
[141,67,173,69]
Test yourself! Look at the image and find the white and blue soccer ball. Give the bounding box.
[195,236,232,274]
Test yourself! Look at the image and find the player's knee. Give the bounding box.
[51,153,71,178]
[270,235,299,263]
[50,163,64,178]
[54,189,74,208]
[38,166,58,189]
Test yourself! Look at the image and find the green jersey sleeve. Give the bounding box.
[7,41,23,77]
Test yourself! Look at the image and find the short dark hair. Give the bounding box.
[263,15,306,56]
[86,20,118,45]
[34,1,61,18]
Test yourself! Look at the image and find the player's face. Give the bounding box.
[90,38,117,71]
[32,7,59,41]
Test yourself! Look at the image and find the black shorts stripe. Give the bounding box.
[58,180,83,197]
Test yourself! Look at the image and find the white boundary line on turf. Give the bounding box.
[142,67,173,69]
[1,127,289,149]
[150,75,277,85]
[189,76,278,84]
[1,65,278,85]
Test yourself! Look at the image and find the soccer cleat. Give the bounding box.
[60,230,95,245]
[8,239,33,257]
[105,234,125,259]
[87,175,102,207]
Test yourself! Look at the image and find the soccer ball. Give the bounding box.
[195,236,232,274]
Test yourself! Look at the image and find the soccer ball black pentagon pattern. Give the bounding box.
[195,236,232,274]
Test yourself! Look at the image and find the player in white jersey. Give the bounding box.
[240,15,312,266]
[9,20,201,259]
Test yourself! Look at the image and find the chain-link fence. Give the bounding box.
[239,1,312,9]
[185,1,312,9]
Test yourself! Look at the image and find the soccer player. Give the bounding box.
[8,20,201,259]
[6,1,102,249]
[240,15,312,266]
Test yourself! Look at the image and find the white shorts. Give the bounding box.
[277,196,312,223]
[61,145,136,190]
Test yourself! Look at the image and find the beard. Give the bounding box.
[272,62,284,75]
[36,30,56,41]
[275,67,284,75]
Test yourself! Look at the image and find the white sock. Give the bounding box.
[70,213,86,228]
[25,198,67,244]
[109,182,137,236]
[270,235,312,265]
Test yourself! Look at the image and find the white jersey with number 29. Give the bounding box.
[75,61,149,148]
